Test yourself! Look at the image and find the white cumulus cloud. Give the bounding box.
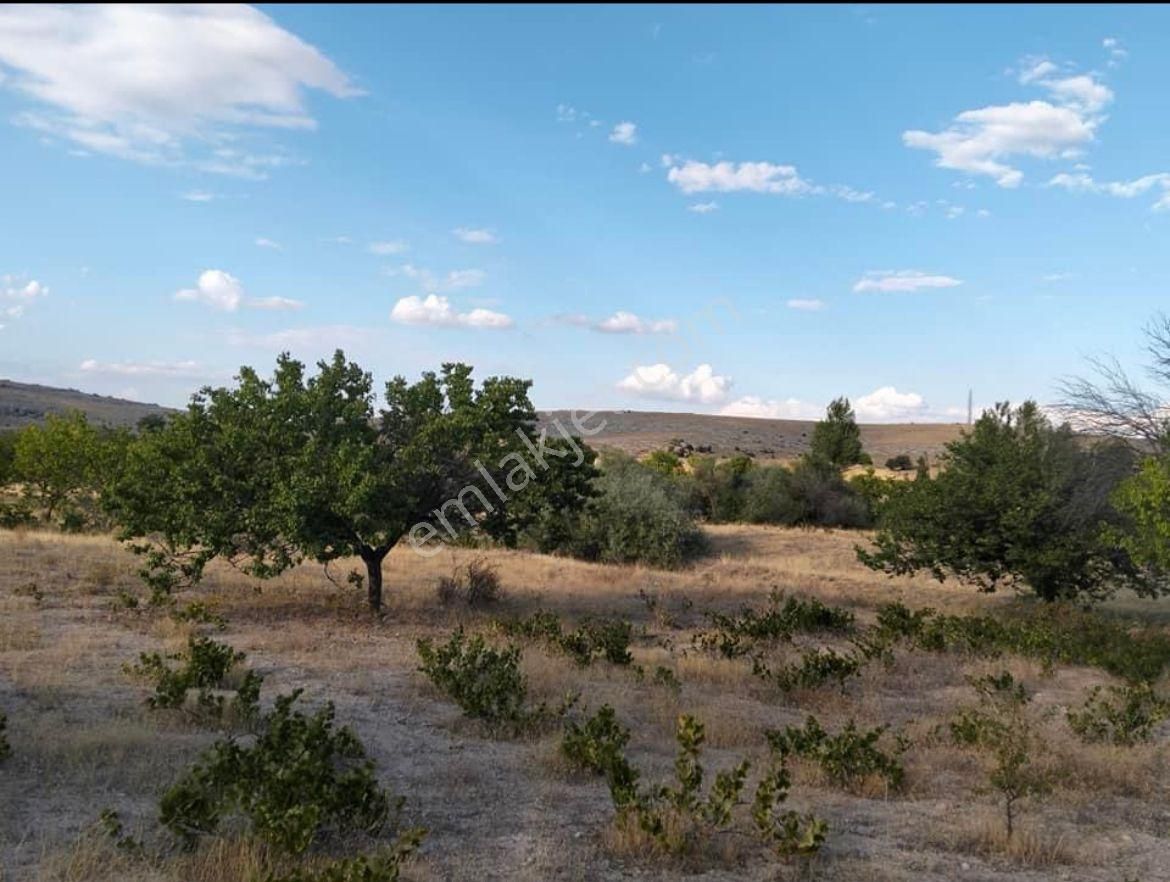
[854,386,928,421]
[174,270,244,311]
[617,363,731,405]
[903,57,1112,187]
[666,159,814,195]
[390,294,512,329]
[853,270,963,293]
[0,4,359,175]
[718,396,821,420]
[595,311,677,335]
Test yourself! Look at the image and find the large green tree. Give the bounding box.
[13,411,124,520]
[107,352,598,611]
[857,401,1156,602]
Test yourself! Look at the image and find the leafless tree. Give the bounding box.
[1057,313,1170,453]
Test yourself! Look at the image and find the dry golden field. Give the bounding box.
[1,525,1169,881]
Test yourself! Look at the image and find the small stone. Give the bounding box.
[960,862,970,871]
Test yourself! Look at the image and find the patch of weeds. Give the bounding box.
[13,581,43,603]
[256,831,426,882]
[766,715,907,792]
[97,809,146,857]
[170,600,227,630]
[436,557,502,607]
[160,690,401,855]
[1067,682,1170,746]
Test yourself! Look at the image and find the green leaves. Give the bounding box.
[807,396,869,472]
[160,690,393,854]
[859,401,1151,602]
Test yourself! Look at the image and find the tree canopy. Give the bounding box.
[807,397,869,471]
[857,401,1157,603]
[106,352,598,611]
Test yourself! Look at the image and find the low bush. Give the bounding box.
[752,761,829,858]
[885,453,914,471]
[160,690,398,854]
[417,629,528,724]
[753,647,864,694]
[872,602,1170,684]
[766,715,907,791]
[694,591,855,658]
[125,635,262,723]
[1067,683,1170,745]
[561,705,632,778]
[949,672,1050,842]
[0,711,10,761]
[416,628,575,729]
[499,611,633,666]
[170,600,227,630]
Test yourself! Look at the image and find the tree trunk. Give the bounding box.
[359,545,389,613]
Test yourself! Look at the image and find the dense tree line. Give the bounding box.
[5,328,1170,607]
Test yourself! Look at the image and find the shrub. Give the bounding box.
[1067,683,1170,745]
[885,453,914,471]
[766,715,906,791]
[752,761,828,858]
[740,466,806,525]
[694,591,855,659]
[871,601,1170,684]
[949,672,1049,842]
[643,449,683,476]
[170,600,227,630]
[787,458,871,527]
[499,611,634,667]
[612,714,750,855]
[570,454,707,568]
[256,832,426,882]
[436,557,502,607]
[753,647,864,694]
[562,705,632,778]
[160,690,395,854]
[417,629,528,724]
[0,711,10,761]
[125,635,262,723]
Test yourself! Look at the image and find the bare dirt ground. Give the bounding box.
[2,526,1169,881]
[537,410,964,463]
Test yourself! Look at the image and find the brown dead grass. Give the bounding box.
[2,525,1170,882]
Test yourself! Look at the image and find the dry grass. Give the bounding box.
[2,525,1170,882]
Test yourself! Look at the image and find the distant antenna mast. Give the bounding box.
[967,388,973,426]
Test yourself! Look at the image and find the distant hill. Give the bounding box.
[537,410,965,463]
[0,381,965,462]
[0,379,172,430]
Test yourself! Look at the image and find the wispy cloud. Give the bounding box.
[452,227,499,245]
[853,270,963,293]
[368,240,409,255]
[786,298,825,311]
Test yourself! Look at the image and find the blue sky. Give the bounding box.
[1,4,1168,422]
